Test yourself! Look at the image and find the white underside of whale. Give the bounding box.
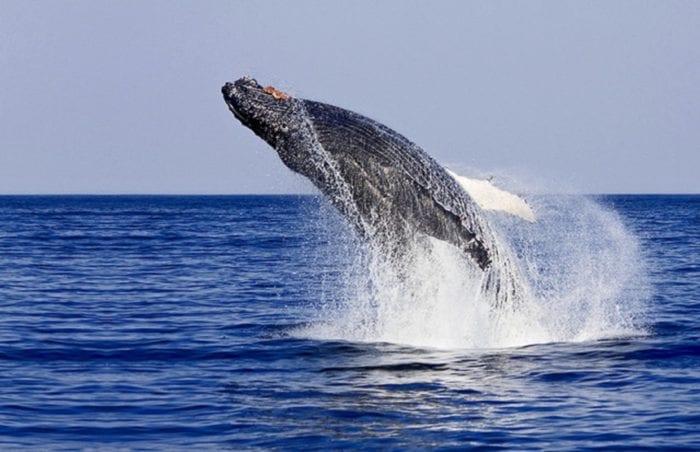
[445,168,536,223]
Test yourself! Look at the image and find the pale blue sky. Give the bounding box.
[1,1,698,194]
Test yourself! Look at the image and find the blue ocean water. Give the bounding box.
[0,194,697,449]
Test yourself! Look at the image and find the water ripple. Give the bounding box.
[0,195,698,448]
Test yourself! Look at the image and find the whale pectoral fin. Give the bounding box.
[445,168,536,223]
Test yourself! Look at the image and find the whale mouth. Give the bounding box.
[222,79,259,127]
[222,77,296,140]
[225,100,252,129]
[226,101,247,124]
[222,77,277,126]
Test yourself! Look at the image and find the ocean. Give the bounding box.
[0,194,697,449]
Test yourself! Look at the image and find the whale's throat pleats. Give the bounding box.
[300,100,492,270]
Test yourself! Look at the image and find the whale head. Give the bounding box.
[222,77,301,149]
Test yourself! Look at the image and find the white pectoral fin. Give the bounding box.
[445,168,536,222]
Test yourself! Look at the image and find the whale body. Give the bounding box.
[221,77,528,304]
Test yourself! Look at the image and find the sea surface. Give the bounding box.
[0,194,698,449]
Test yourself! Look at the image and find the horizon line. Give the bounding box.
[0,192,697,197]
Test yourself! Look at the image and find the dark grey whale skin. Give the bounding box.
[222,77,492,270]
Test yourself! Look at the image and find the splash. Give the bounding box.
[288,107,648,349]
[294,191,649,350]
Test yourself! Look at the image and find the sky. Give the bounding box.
[1,1,698,194]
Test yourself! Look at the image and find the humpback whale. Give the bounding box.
[222,77,530,305]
